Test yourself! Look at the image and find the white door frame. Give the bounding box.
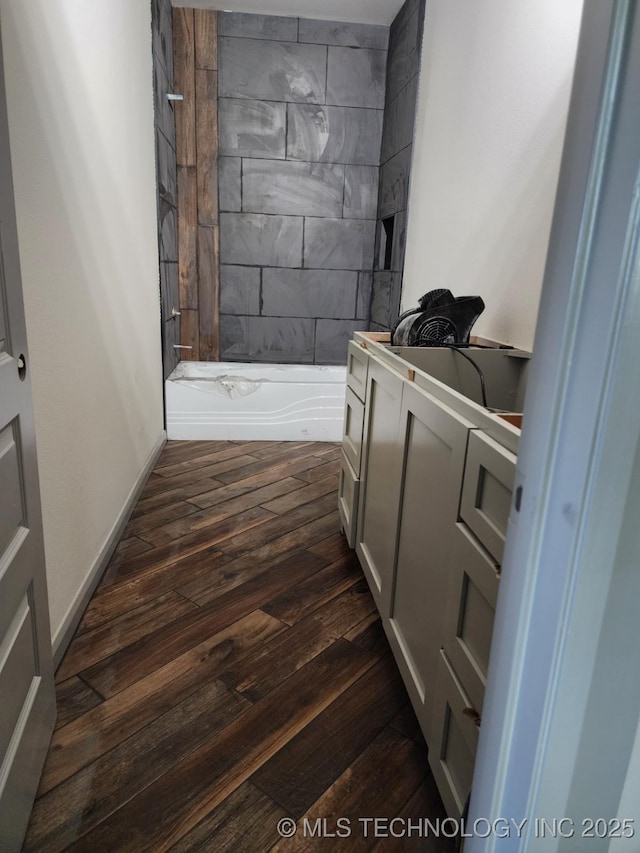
[468,1,640,848]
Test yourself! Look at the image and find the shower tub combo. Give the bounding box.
[165,361,347,442]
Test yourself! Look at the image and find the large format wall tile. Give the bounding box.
[304,218,375,270]
[370,271,399,328]
[370,271,392,327]
[262,269,357,318]
[152,0,174,83]
[220,315,315,362]
[390,272,403,323]
[219,12,298,42]
[219,99,286,159]
[160,260,179,377]
[219,38,327,103]
[390,0,421,44]
[381,74,419,164]
[390,209,407,273]
[378,146,412,218]
[344,166,379,220]
[159,199,177,263]
[154,59,176,153]
[242,160,345,218]
[298,19,388,50]
[287,104,383,166]
[326,47,386,109]
[386,4,424,103]
[220,213,303,267]
[315,319,368,363]
[218,157,241,212]
[356,272,373,320]
[220,265,261,314]
[160,261,179,322]
[156,130,177,206]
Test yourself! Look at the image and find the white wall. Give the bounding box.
[402,0,584,350]
[0,0,165,647]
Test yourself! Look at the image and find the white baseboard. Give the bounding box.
[52,432,166,669]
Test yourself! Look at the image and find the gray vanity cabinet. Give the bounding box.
[341,332,522,818]
[355,357,404,617]
[387,383,474,743]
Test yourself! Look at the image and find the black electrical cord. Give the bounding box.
[446,344,488,408]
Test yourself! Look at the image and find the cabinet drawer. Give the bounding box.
[338,453,359,549]
[343,386,365,476]
[444,523,499,713]
[347,340,369,402]
[460,430,516,563]
[429,650,480,818]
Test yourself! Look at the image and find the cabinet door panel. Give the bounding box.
[388,383,473,739]
[338,452,359,548]
[444,523,499,712]
[460,430,516,563]
[356,358,404,616]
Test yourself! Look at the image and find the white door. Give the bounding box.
[0,26,56,852]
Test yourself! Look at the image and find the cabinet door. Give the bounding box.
[342,386,365,475]
[356,358,404,616]
[387,383,473,741]
[460,430,517,563]
[429,650,480,818]
[443,523,499,713]
[338,452,359,548]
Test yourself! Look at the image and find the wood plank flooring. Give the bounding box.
[24,441,452,852]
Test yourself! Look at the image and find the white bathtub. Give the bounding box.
[165,361,347,441]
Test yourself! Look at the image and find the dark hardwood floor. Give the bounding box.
[24,440,452,852]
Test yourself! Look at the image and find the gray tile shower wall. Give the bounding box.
[242,160,346,218]
[219,38,327,103]
[220,213,304,268]
[262,269,358,318]
[219,266,261,315]
[298,19,389,50]
[219,100,286,159]
[370,0,426,333]
[217,12,386,364]
[286,105,383,165]
[220,315,315,363]
[304,219,376,271]
[218,12,299,41]
[152,0,180,378]
[218,157,241,212]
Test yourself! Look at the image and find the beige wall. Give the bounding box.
[402,0,584,350]
[0,0,165,647]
